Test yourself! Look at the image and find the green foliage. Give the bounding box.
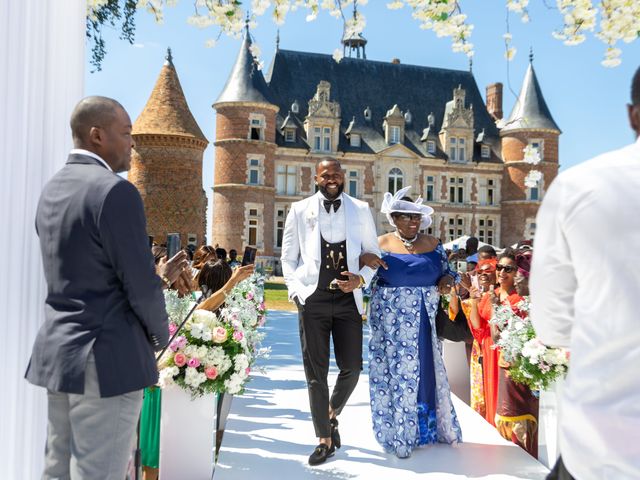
[86,0,137,72]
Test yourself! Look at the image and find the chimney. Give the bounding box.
[391,58,401,64]
[486,82,503,121]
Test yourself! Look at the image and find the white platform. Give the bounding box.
[215,311,550,479]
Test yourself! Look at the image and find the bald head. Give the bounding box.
[69,96,134,173]
[70,96,125,147]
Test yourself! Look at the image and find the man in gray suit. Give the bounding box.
[25,96,187,479]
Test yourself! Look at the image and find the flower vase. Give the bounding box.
[159,388,233,479]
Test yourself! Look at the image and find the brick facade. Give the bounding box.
[130,135,207,244]
[129,55,208,248]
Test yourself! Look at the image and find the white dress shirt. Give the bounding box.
[318,192,346,243]
[531,137,640,480]
[69,148,113,172]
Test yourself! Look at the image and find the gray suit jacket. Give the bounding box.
[25,153,169,397]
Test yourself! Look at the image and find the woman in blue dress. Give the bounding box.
[362,186,462,458]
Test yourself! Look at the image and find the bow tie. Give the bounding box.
[323,198,341,213]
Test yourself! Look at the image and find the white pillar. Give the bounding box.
[0,0,85,476]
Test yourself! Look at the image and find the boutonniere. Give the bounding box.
[306,211,317,228]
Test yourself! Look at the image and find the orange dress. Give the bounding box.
[451,300,485,418]
[469,289,523,426]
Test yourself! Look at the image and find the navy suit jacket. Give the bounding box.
[25,154,169,397]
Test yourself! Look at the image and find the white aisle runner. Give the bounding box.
[216,311,549,479]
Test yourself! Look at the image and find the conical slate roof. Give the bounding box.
[502,63,560,133]
[215,32,276,106]
[133,49,207,142]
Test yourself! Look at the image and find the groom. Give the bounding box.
[281,157,381,465]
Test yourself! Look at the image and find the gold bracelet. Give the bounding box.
[358,275,365,288]
[160,275,171,288]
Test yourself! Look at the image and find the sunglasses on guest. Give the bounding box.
[496,264,517,273]
[393,213,423,222]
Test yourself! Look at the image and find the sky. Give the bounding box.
[85,1,640,242]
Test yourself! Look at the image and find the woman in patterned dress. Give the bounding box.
[361,187,462,458]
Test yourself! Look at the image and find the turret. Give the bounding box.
[130,48,208,247]
[212,25,279,258]
[500,51,561,246]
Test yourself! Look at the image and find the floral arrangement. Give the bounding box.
[158,272,269,397]
[490,298,569,391]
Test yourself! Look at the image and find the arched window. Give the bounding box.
[388,168,404,194]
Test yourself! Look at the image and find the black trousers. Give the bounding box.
[547,457,576,480]
[296,289,363,438]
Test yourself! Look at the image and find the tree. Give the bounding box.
[86,0,639,70]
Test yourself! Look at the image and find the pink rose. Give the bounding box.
[168,323,178,335]
[259,302,266,311]
[245,367,251,376]
[233,331,244,342]
[169,335,186,352]
[212,327,228,343]
[205,367,218,380]
[246,291,254,301]
[173,353,187,367]
[187,357,200,368]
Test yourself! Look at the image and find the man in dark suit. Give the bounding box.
[25,96,188,479]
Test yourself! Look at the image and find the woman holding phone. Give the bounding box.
[449,259,497,418]
[468,252,523,427]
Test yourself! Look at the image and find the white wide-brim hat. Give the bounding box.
[381,186,434,230]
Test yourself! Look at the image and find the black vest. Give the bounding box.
[318,234,348,291]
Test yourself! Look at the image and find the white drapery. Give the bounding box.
[0,1,86,476]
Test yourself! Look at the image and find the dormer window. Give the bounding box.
[390,126,401,145]
[364,106,372,121]
[350,133,361,147]
[249,113,265,141]
[284,129,296,142]
[481,145,491,158]
[427,140,436,154]
[449,137,466,162]
[312,126,332,152]
[291,100,299,114]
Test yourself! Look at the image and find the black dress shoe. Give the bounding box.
[330,418,341,449]
[308,442,335,466]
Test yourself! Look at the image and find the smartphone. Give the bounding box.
[471,273,479,291]
[166,233,181,259]
[241,246,257,266]
[456,260,467,272]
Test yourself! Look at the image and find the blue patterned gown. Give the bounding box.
[368,244,462,458]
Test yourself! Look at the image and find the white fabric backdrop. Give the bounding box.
[0,1,86,476]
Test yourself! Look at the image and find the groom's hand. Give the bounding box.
[335,271,363,293]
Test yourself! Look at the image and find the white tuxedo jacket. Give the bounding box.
[280,192,380,314]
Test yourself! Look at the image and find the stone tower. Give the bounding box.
[212,28,279,257]
[500,55,560,247]
[130,49,208,247]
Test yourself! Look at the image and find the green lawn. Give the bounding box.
[264,281,296,311]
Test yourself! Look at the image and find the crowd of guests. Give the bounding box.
[141,243,252,480]
[446,238,539,457]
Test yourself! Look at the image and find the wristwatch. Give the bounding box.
[358,275,365,288]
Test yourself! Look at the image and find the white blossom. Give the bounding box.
[524,170,543,188]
